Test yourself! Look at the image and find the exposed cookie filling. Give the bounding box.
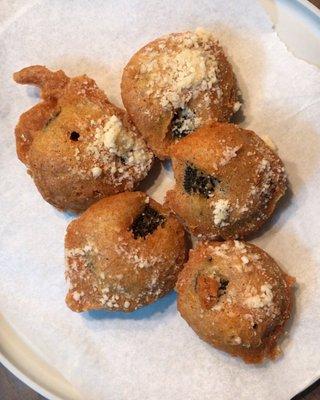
[184,164,220,198]
[218,278,229,296]
[131,205,165,239]
[169,107,201,140]
[196,272,229,309]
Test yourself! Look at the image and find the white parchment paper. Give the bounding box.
[1,1,320,399]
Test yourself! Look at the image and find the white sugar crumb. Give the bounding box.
[262,135,278,152]
[212,303,223,311]
[234,240,245,250]
[85,115,153,188]
[230,336,242,345]
[115,240,163,269]
[65,242,98,288]
[212,199,230,227]
[233,101,241,113]
[102,115,122,149]
[209,246,221,257]
[72,291,82,301]
[219,145,241,166]
[96,115,150,166]
[244,283,273,309]
[246,155,283,208]
[241,255,249,264]
[124,300,131,308]
[251,254,261,261]
[209,242,231,258]
[91,166,102,178]
[106,299,119,308]
[66,243,97,259]
[258,158,271,172]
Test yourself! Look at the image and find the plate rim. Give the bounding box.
[0,355,63,400]
[298,0,320,16]
[0,313,81,400]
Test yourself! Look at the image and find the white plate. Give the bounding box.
[0,1,319,399]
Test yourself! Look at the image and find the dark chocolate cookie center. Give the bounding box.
[184,165,220,198]
[170,107,196,140]
[218,278,229,296]
[131,205,165,239]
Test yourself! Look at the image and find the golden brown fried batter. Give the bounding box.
[121,29,240,159]
[176,240,295,363]
[65,191,188,312]
[165,122,287,239]
[14,66,153,212]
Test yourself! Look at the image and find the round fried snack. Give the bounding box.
[13,66,153,212]
[165,122,287,240]
[65,191,187,312]
[176,240,295,363]
[121,29,240,159]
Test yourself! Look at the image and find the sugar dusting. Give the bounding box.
[136,29,239,112]
[84,115,153,187]
[211,199,230,227]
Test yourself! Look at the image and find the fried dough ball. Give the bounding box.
[176,240,295,363]
[65,191,187,312]
[14,66,153,212]
[165,122,287,240]
[121,29,240,159]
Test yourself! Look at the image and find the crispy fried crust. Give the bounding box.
[176,240,295,363]
[65,191,188,312]
[121,31,239,159]
[165,122,287,240]
[13,66,153,212]
[14,65,70,100]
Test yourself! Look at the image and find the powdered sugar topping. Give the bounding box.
[244,283,274,309]
[85,115,153,187]
[137,30,222,111]
[211,199,230,227]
